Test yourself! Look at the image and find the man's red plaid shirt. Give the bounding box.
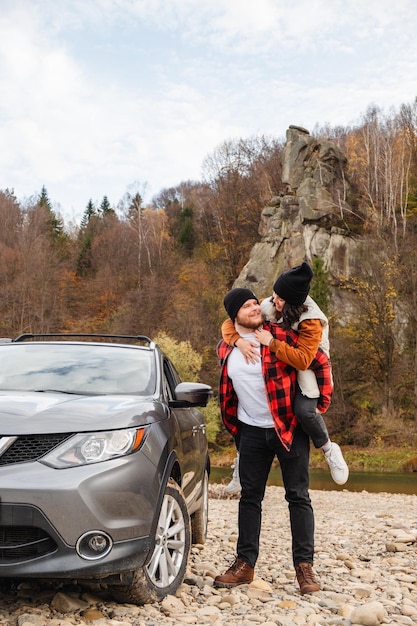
[217,322,333,451]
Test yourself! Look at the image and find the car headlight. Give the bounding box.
[40,428,147,468]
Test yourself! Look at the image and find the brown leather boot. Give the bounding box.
[214,556,254,588]
[295,562,320,594]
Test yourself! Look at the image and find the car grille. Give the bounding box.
[0,526,57,561]
[0,434,73,465]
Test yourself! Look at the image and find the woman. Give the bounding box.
[222,262,349,487]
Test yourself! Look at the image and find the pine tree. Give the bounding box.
[80,200,97,229]
[310,257,331,315]
[37,185,67,246]
[99,195,115,217]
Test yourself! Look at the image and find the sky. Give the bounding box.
[1,0,416,226]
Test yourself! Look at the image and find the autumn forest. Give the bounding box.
[1,99,417,450]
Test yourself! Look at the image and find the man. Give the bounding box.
[214,287,332,595]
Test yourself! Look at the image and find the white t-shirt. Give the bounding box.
[227,333,274,428]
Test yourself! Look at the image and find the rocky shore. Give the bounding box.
[0,485,416,626]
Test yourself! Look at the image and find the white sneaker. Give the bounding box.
[224,455,241,494]
[324,443,349,485]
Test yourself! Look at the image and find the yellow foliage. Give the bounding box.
[152,332,222,445]
[154,331,202,381]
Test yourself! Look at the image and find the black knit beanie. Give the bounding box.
[224,288,259,321]
[273,262,313,305]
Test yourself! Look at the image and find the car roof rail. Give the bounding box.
[13,333,154,346]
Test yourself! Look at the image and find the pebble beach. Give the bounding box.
[1,484,416,626]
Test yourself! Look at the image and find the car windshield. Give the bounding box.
[0,343,156,395]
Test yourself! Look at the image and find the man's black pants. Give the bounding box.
[237,422,314,568]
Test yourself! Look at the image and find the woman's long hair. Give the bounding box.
[280,302,308,330]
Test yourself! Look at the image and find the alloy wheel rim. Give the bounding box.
[146,493,186,588]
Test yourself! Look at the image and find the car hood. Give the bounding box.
[0,391,166,435]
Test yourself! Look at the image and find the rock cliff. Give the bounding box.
[234,125,363,308]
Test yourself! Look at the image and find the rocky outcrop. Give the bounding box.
[234,125,363,304]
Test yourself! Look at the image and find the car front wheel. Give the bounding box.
[110,478,191,605]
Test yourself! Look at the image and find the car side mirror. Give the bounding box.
[170,382,212,408]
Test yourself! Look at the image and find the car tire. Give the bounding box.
[109,478,191,605]
[191,468,209,544]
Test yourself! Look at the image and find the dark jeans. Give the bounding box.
[293,386,329,449]
[237,422,314,568]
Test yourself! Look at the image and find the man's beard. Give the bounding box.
[235,315,263,330]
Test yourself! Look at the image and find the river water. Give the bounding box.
[210,467,417,495]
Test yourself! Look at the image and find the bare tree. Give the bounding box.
[341,246,400,418]
[345,106,413,248]
[202,136,284,281]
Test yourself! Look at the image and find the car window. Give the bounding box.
[163,358,181,401]
[0,344,156,395]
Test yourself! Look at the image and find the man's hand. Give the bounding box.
[254,328,273,347]
[235,338,260,364]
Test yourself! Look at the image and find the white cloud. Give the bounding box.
[0,0,416,223]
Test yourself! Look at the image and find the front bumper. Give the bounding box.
[0,501,152,579]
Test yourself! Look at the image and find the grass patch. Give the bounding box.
[210,444,417,473]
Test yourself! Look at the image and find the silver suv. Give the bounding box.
[0,334,212,604]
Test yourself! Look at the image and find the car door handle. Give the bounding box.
[192,425,206,436]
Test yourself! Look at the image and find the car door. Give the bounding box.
[163,358,206,504]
